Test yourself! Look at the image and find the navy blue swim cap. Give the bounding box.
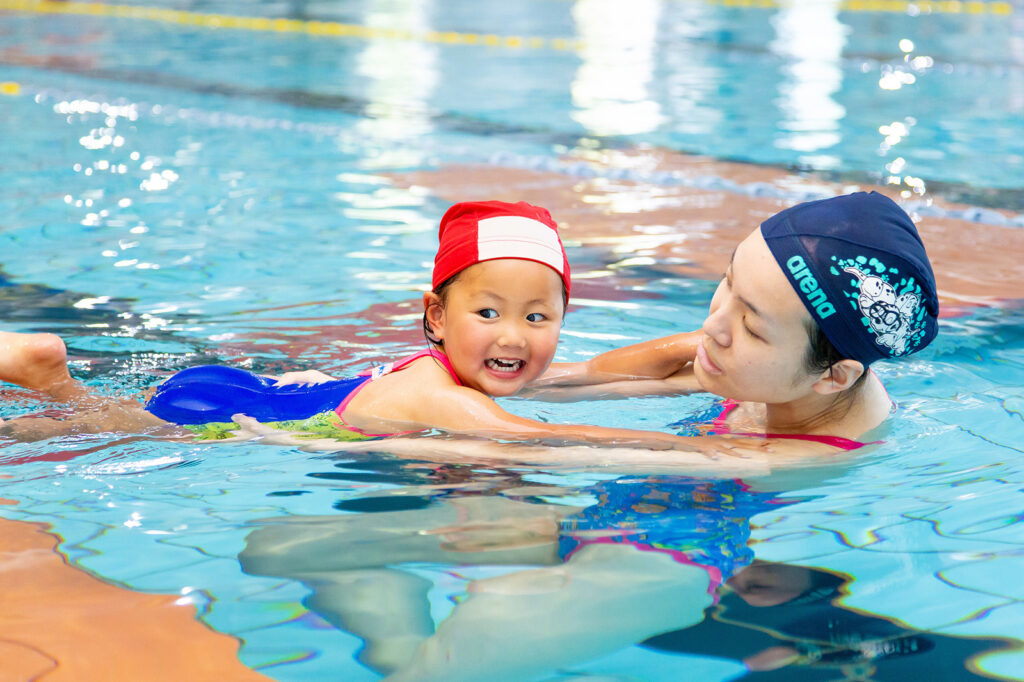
[761,192,939,366]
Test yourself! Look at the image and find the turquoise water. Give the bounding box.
[2,1,1024,679]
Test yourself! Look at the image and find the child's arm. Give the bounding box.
[229,414,773,474]
[384,380,764,459]
[334,355,775,461]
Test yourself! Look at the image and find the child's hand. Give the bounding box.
[229,413,308,445]
[271,370,337,387]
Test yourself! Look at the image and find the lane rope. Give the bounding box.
[0,0,584,50]
[0,0,1012,53]
[706,0,1012,13]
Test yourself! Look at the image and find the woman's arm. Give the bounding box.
[537,332,701,388]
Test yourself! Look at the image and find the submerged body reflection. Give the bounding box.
[240,473,777,680]
[240,466,1011,680]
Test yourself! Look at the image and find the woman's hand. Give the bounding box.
[536,331,702,388]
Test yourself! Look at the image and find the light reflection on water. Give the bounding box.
[571,0,665,136]
[2,0,1022,186]
[770,1,846,166]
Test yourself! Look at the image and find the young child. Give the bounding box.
[0,201,726,454]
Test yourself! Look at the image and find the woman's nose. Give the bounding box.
[702,306,731,348]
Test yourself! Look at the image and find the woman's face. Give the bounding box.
[694,227,822,403]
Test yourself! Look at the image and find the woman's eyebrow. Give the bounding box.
[727,248,765,319]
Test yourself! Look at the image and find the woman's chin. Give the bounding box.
[693,364,715,393]
[694,368,739,401]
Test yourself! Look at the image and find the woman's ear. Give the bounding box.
[812,359,865,395]
[423,292,445,344]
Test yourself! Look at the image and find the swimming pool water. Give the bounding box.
[2,0,1024,679]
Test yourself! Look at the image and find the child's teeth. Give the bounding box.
[487,359,522,372]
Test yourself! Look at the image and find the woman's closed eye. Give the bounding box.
[743,319,764,341]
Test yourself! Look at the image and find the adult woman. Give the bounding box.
[535,190,939,455]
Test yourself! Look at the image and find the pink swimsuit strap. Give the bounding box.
[334,349,463,438]
[712,400,876,452]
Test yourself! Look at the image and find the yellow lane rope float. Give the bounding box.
[0,0,1012,54]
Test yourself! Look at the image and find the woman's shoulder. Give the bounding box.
[723,373,892,453]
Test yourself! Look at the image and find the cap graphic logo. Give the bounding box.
[833,256,925,356]
[786,255,836,320]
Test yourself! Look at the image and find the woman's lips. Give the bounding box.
[696,340,723,375]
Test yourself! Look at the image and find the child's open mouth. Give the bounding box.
[485,358,525,374]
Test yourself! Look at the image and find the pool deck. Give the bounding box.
[0,495,269,681]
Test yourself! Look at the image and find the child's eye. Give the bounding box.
[477,308,498,319]
[526,312,546,323]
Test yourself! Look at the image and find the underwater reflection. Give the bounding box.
[240,462,1015,680]
[240,471,780,680]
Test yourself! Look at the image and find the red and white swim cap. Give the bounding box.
[432,200,571,297]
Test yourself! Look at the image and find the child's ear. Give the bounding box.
[423,292,446,343]
[812,359,865,395]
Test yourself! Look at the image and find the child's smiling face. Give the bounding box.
[425,259,565,397]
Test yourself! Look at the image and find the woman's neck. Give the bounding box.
[761,371,890,438]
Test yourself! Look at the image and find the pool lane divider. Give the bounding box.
[0,0,585,50]
[706,0,1012,12]
[0,0,1013,49]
